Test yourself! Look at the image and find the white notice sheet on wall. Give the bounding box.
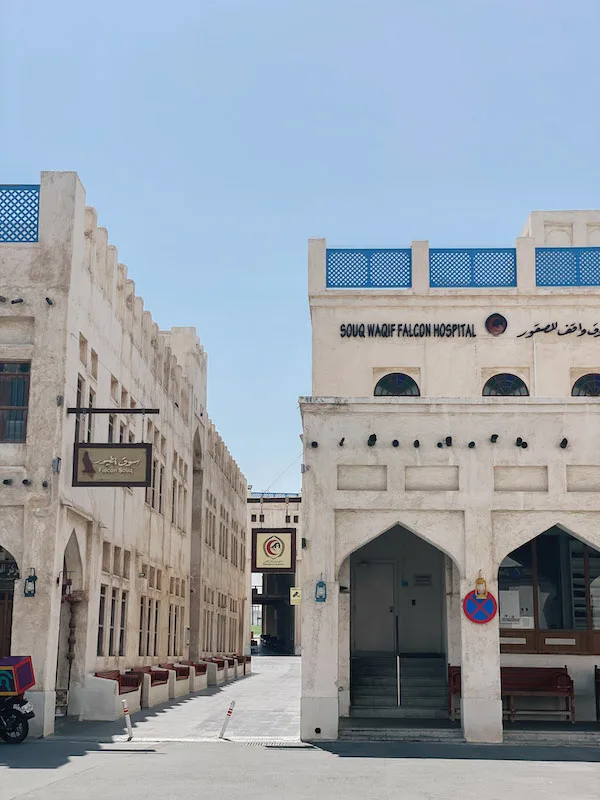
[499,590,521,626]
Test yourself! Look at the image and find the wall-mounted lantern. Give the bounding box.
[315,580,327,603]
[24,568,37,597]
[475,571,488,599]
[57,570,72,597]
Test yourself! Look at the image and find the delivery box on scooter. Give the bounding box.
[0,656,35,696]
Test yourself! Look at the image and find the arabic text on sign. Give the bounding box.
[517,322,600,339]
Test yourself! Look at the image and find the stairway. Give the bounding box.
[350,655,447,719]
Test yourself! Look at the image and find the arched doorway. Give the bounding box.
[0,546,19,657]
[56,532,84,716]
[349,525,450,718]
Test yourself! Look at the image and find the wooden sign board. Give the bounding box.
[73,443,152,487]
[252,529,296,573]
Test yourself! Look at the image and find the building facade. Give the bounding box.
[300,217,600,743]
[0,173,249,736]
[248,493,302,655]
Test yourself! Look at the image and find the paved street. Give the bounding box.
[2,656,600,800]
[50,655,301,743]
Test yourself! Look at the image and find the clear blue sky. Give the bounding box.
[2,1,600,492]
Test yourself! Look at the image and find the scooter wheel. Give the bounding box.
[0,714,29,744]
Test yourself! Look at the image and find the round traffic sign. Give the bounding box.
[462,590,497,624]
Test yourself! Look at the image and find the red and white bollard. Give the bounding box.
[219,700,236,739]
[121,698,133,741]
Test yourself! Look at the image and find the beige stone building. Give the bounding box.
[301,218,600,743]
[0,173,249,737]
[248,493,302,655]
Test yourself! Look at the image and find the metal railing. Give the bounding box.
[326,248,412,288]
[0,185,40,243]
[325,245,600,288]
[536,247,600,286]
[429,248,517,288]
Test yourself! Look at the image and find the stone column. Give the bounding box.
[459,509,503,743]
[411,240,430,293]
[300,443,338,741]
[300,572,339,740]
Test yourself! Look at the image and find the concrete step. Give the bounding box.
[400,676,447,688]
[352,696,397,707]
[353,676,397,688]
[504,730,600,746]
[353,667,396,678]
[400,696,446,708]
[340,727,464,742]
[350,706,449,719]
[400,687,447,701]
[352,686,397,697]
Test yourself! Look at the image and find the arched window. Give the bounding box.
[482,373,529,396]
[498,526,600,654]
[572,373,600,397]
[374,373,420,397]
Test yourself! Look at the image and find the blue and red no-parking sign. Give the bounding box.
[462,590,497,624]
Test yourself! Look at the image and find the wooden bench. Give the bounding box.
[179,660,208,676]
[127,666,169,686]
[207,657,225,669]
[95,670,141,695]
[160,663,190,681]
[595,665,600,722]
[448,665,575,722]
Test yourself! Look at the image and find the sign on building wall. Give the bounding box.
[290,587,302,605]
[252,529,296,573]
[72,443,152,488]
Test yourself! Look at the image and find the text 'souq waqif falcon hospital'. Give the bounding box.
[299,213,600,743]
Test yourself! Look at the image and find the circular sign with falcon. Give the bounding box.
[462,590,498,624]
[485,313,508,336]
[263,535,285,560]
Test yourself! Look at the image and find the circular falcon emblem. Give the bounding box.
[263,535,285,559]
[485,313,508,336]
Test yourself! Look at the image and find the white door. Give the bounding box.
[352,562,395,654]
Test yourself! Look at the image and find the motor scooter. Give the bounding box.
[0,693,35,743]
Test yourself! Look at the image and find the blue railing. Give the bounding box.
[0,185,40,243]
[326,249,412,288]
[536,247,600,286]
[430,248,516,288]
[326,246,600,288]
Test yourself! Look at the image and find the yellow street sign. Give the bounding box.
[290,587,302,605]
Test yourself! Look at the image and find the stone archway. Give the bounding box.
[55,531,85,716]
[338,521,461,721]
[0,545,19,657]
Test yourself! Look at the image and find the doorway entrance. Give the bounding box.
[0,546,18,658]
[349,525,448,718]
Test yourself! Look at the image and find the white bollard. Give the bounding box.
[218,700,236,739]
[121,698,133,741]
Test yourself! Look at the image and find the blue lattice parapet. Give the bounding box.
[326,249,412,288]
[430,248,517,288]
[536,247,600,286]
[0,185,40,243]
